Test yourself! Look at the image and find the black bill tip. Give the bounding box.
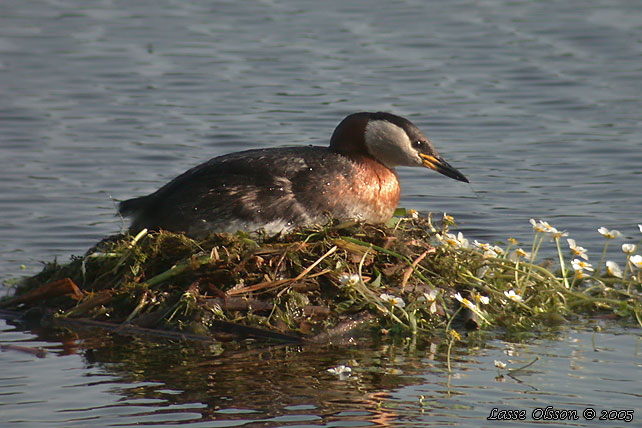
[420,154,469,183]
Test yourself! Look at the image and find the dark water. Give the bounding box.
[1,0,641,426]
[1,318,640,427]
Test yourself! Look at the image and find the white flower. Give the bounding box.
[441,232,469,248]
[605,261,623,279]
[452,292,489,323]
[327,365,352,377]
[574,269,588,279]
[422,290,438,314]
[621,244,637,254]
[494,360,507,369]
[630,255,642,269]
[530,219,553,233]
[442,213,455,224]
[476,265,490,279]
[481,249,496,258]
[453,292,474,311]
[473,293,490,305]
[598,227,622,239]
[571,258,594,273]
[509,248,531,261]
[529,219,566,238]
[567,239,588,260]
[515,248,530,259]
[339,273,360,286]
[474,240,504,258]
[473,240,491,251]
[424,290,438,302]
[504,289,523,303]
[379,293,406,308]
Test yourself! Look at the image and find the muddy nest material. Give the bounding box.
[2,213,641,342]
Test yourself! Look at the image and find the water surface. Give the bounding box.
[1,0,641,426]
[1,318,640,427]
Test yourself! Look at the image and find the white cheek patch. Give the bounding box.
[364,120,422,168]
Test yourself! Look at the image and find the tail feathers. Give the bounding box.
[118,195,152,218]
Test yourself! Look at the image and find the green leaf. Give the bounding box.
[370,273,382,288]
[393,207,407,217]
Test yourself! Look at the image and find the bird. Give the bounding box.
[118,112,469,237]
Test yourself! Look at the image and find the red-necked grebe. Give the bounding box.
[119,112,468,237]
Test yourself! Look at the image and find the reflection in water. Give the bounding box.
[1,317,640,426]
[4,318,465,425]
[78,334,445,424]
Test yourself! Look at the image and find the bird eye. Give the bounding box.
[413,141,424,149]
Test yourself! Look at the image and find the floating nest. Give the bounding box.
[2,213,640,344]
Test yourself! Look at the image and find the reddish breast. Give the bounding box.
[335,155,400,223]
